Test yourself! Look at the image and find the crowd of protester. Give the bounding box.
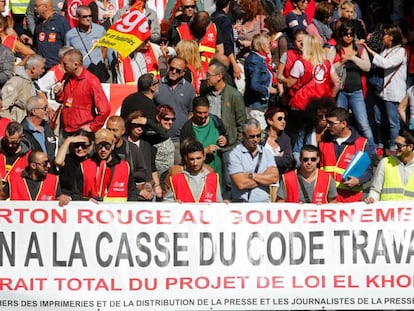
[0,0,413,204]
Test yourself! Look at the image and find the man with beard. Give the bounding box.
[90,128,138,201]
[173,11,224,72]
[165,138,222,202]
[0,150,71,206]
[366,129,414,202]
[228,118,279,202]
[180,96,227,182]
[154,56,196,164]
[277,144,337,203]
[0,122,31,181]
[21,96,56,163]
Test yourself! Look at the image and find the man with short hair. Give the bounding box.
[90,128,138,201]
[121,73,159,121]
[366,129,414,202]
[154,56,196,164]
[165,138,222,202]
[180,96,227,181]
[0,122,31,181]
[167,0,197,43]
[56,48,110,135]
[27,0,70,70]
[21,96,56,162]
[65,5,107,69]
[278,145,337,203]
[1,54,46,122]
[228,118,279,202]
[106,115,146,185]
[319,107,373,202]
[0,150,71,206]
[203,59,246,198]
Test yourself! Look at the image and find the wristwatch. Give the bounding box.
[248,172,254,179]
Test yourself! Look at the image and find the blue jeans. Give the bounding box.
[337,90,376,157]
[374,98,400,151]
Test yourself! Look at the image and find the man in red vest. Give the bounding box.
[90,128,138,201]
[319,107,373,202]
[166,138,222,202]
[0,150,71,206]
[173,11,224,72]
[278,145,337,203]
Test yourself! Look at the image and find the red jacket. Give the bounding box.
[9,173,59,200]
[0,151,30,181]
[58,68,110,133]
[170,172,219,202]
[282,169,332,203]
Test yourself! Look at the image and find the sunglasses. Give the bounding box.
[79,14,92,18]
[131,123,145,129]
[96,142,112,150]
[183,4,196,9]
[169,66,183,74]
[302,157,317,162]
[276,116,286,121]
[5,140,20,147]
[327,120,341,126]
[34,160,50,167]
[395,142,410,150]
[162,117,176,121]
[316,114,326,120]
[72,142,90,150]
[247,134,261,139]
[343,32,355,37]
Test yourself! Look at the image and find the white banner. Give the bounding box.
[1,201,414,310]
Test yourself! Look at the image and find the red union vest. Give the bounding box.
[119,44,160,85]
[170,171,219,202]
[187,64,203,94]
[80,158,97,198]
[177,23,217,72]
[104,160,130,201]
[49,64,65,83]
[319,136,367,202]
[282,169,331,203]
[9,173,58,200]
[289,59,332,111]
[0,151,30,181]
[83,159,130,201]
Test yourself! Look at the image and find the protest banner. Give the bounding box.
[1,201,414,310]
[96,0,151,58]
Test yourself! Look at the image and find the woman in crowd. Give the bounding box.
[175,39,204,95]
[280,34,339,145]
[244,33,277,110]
[265,11,287,96]
[234,0,267,60]
[154,105,176,190]
[263,106,293,174]
[329,21,375,157]
[55,130,95,200]
[331,0,366,41]
[305,1,334,46]
[0,15,34,65]
[285,0,309,41]
[364,24,407,155]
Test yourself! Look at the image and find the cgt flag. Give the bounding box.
[96,0,151,58]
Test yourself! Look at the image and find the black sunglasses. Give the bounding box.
[183,4,196,9]
[169,66,183,74]
[131,123,145,129]
[162,117,176,121]
[72,142,90,150]
[302,157,317,162]
[79,14,92,18]
[277,116,286,121]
